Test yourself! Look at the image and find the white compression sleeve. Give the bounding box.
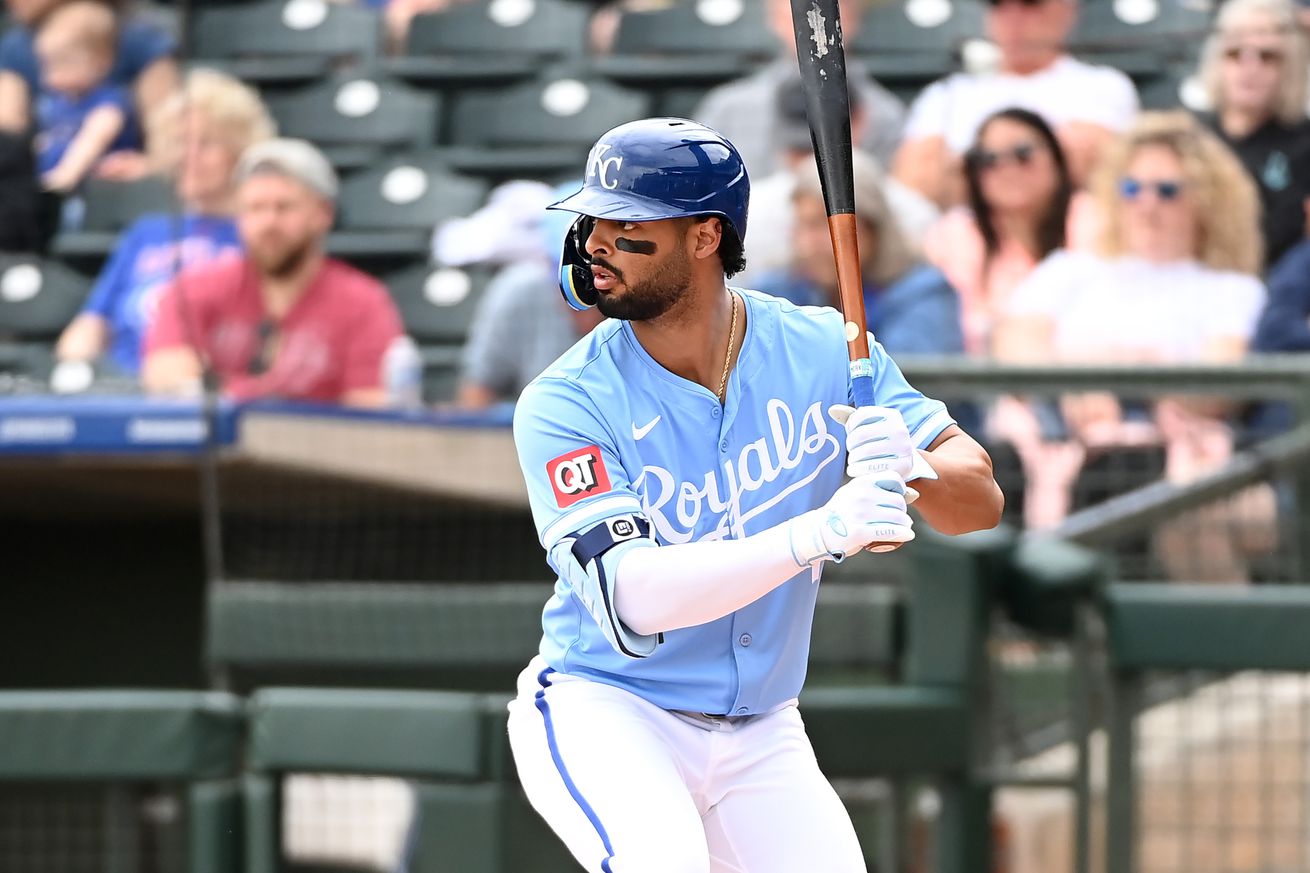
[612,520,806,636]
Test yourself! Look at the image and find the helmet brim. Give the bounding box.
[548,186,704,223]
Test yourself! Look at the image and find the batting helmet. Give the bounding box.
[548,117,750,311]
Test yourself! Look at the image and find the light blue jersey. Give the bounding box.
[512,288,954,716]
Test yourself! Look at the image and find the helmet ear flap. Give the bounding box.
[558,215,598,311]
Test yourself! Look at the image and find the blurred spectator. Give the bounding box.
[994,112,1267,564]
[143,139,403,407]
[0,0,178,181]
[742,75,939,284]
[456,186,604,409]
[377,0,470,53]
[893,0,1139,206]
[54,69,275,381]
[754,151,964,357]
[433,179,557,268]
[1253,236,1310,349]
[32,2,135,193]
[693,0,905,177]
[1197,0,1310,269]
[923,107,1095,355]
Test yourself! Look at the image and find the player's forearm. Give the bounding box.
[913,432,1004,535]
[614,522,805,636]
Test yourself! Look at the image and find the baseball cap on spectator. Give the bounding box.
[236,138,339,201]
[774,75,866,152]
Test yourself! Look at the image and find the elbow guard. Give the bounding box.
[554,514,660,659]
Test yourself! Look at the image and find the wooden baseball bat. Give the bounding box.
[789,0,876,408]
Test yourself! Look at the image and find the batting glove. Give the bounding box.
[788,472,915,566]
[830,404,939,482]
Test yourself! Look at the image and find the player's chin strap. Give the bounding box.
[558,215,597,311]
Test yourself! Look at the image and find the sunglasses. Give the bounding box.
[1223,45,1284,65]
[970,142,1040,171]
[1119,177,1185,201]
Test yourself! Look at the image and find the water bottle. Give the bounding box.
[383,335,424,411]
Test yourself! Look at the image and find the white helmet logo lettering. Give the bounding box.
[587,143,623,190]
[553,452,600,495]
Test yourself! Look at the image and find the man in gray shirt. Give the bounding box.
[693,0,906,176]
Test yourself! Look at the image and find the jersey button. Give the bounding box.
[735,707,749,715]
[720,439,728,452]
[739,633,752,647]
[711,407,721,419]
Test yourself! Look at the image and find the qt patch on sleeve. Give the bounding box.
[547,444,613,508]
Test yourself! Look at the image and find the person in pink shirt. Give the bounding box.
[143,138,403,407]
[923,107,1095,357]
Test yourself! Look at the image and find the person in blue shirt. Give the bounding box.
[754,150,965,357]
[506,118,1003,873]
[0,0,177,182]
[54,69,275,377]
[31,2,137,191]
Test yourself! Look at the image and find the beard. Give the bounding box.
[594,245,693,321]
[249,236,317,280]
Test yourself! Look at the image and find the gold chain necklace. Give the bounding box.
[716,291,739,403]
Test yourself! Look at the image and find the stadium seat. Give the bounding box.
[50,176,177,265]
[0,691,244,873]
[192,0,382,85]
[1070,0,1213,71]
[0,255,91,341]
[852,0,985,82]
[593,0,774,85]
[329,156,487,262]
[241,687,579,873]
[265,73,440,171]
[446,72,650,175]
[382,263,490,346]
[387,0,589,87]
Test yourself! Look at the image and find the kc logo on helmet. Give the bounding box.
[547,445,612,508]
[586,143,623,190]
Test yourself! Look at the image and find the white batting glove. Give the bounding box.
[788,473,915,566]
[830,404,938,482]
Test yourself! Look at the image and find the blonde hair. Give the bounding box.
[36,1,116,57]
[1200,0,1308,125]
[1091,111,1263,275]
[147,68,277,174]
[793,150,918,287]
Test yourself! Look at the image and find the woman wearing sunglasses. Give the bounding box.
[1197,0,1310,269]
[923,107,1094,356]
[996,112,1271,578]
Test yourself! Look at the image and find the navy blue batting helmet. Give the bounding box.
[549,117,750,311]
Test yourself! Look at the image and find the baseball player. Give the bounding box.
[507,118,1004,873]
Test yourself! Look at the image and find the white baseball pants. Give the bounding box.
[507,656,867,873]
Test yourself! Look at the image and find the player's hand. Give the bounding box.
[788,473,915,566]
[829,404,915,479]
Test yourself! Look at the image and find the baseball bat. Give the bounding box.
[788,0,876,409]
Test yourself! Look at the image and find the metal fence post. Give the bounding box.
[1106,669,1140,873]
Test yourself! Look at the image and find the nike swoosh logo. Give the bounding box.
[632,415,661,441]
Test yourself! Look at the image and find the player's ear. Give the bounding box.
[690,216,722,262]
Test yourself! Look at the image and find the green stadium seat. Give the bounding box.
[0,255,91,340]
[614,0,775,55]
[242,687,579,873]
[387,0,589,87]
[328,156,487,262]
[593,0,772,86]
[193,0,382,85]
[266,74,440,171]
[50,176,178,265]
[1070,0,1212,68]
[0,691,244,873]
[853,0,984,83]
[446,73,650,174]
[382,262,491,345]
